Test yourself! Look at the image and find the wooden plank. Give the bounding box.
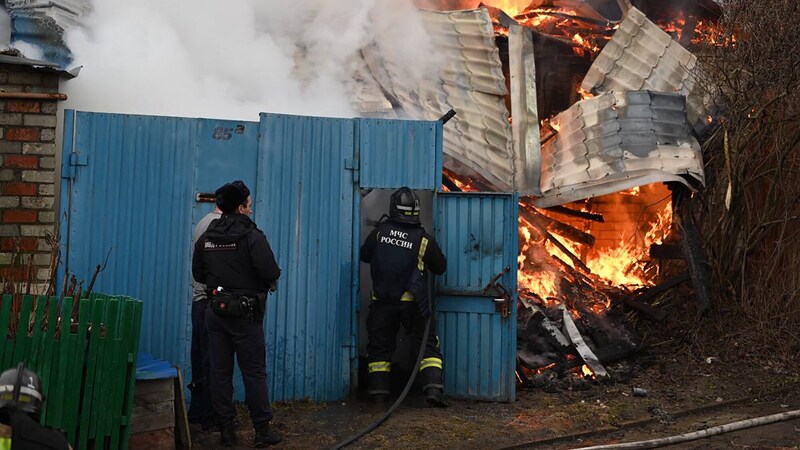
[109,299,134,450]
[39,296,59,423]
[0,294,13,364]
[173,368,192,449]
[133,400,174,416]
[90,297,117,443]
[134,379,176,397]
[120,298,144,450]
[47,297,74,430]
[128,428,177,450]
[134,381,175,403]
[544,204,605,222]
[28,295,47,368]
[130,409,175,434]
[102,299,129,443]
[64,297,91,447]
[78,298,106,448]
[11,295,34,367]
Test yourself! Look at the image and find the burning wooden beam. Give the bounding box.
[544,204,605,223]
[520,197,596,246]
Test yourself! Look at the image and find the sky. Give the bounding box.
[54,0,438,121]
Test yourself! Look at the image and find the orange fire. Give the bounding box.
[482,1,728,54]
[481,0,530,18]
[578,86,593,100]
[517,185,674,308]
[656,12,732,47]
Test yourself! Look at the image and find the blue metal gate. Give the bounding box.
[60,110,518,403]
[435,192,518,401]
[255,114,358,401]
[60,111,259,376]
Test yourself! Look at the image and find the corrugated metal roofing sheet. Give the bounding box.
[536,90,704,207]
[354,8,517,191]
[580,7,711,135]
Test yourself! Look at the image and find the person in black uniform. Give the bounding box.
[192,180,282,448]
[360,187,449,407]
[0,363,71,450]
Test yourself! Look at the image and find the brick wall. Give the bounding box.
[0,64,61,294]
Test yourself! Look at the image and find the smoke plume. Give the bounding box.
[62,0,438,120]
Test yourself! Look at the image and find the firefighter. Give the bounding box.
[192,180,282,448]
[360,187,449,407]
[0,363,71,450]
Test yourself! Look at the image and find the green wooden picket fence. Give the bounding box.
[0,293,143,450]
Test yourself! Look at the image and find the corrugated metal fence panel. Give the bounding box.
[190,119,261,401]
[437,193,516,295]
[358,118,442,190]
[435,192,518,401]
[256,113,357,401]
[61,111,199,369]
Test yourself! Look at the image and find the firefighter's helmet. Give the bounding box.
[0,362,44,420]
[389,187,421,225]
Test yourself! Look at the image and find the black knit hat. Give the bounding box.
[215,180,251,213]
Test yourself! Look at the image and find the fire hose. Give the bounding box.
[573,408,800,450]
[327,284,433,450]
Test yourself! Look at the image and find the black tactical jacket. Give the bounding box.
[360,219,446,302]
[192,214,280,296]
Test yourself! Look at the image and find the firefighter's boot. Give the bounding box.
[253,421,283,447]
[219,420,236,447]
[425,387,449,408]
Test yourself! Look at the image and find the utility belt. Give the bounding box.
[208,287,262,318]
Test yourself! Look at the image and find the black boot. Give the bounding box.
[253,421,283,447]
[425,387,449,408]
[219,420,236,447]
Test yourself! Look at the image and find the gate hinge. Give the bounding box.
[344,158,359,183]
[69,152,88,167]
[63,151,88,179]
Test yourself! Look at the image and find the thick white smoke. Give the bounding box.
[63,0,439,120]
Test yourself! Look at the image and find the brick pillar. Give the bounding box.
[0,64,62,295]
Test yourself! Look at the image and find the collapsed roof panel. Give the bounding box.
[536,90,704,208]
[580,7,711,135]
[355,7,517,191]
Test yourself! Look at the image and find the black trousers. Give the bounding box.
[188,298,214,427]
[206,308,273,425]
[366,301,444,395]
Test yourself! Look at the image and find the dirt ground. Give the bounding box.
[190,292,800,450]
[190,342,800,450]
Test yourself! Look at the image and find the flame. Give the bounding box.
[483,1,729,55]
[481,0,530,18]
[581,364,593,377]
[517,185,674,304]
[656,12,732,47]
[443,168,481,192]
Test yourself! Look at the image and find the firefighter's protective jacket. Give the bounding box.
[360,219,446,303]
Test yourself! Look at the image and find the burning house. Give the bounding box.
[342,0,722,386]
[0,0,728,406]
